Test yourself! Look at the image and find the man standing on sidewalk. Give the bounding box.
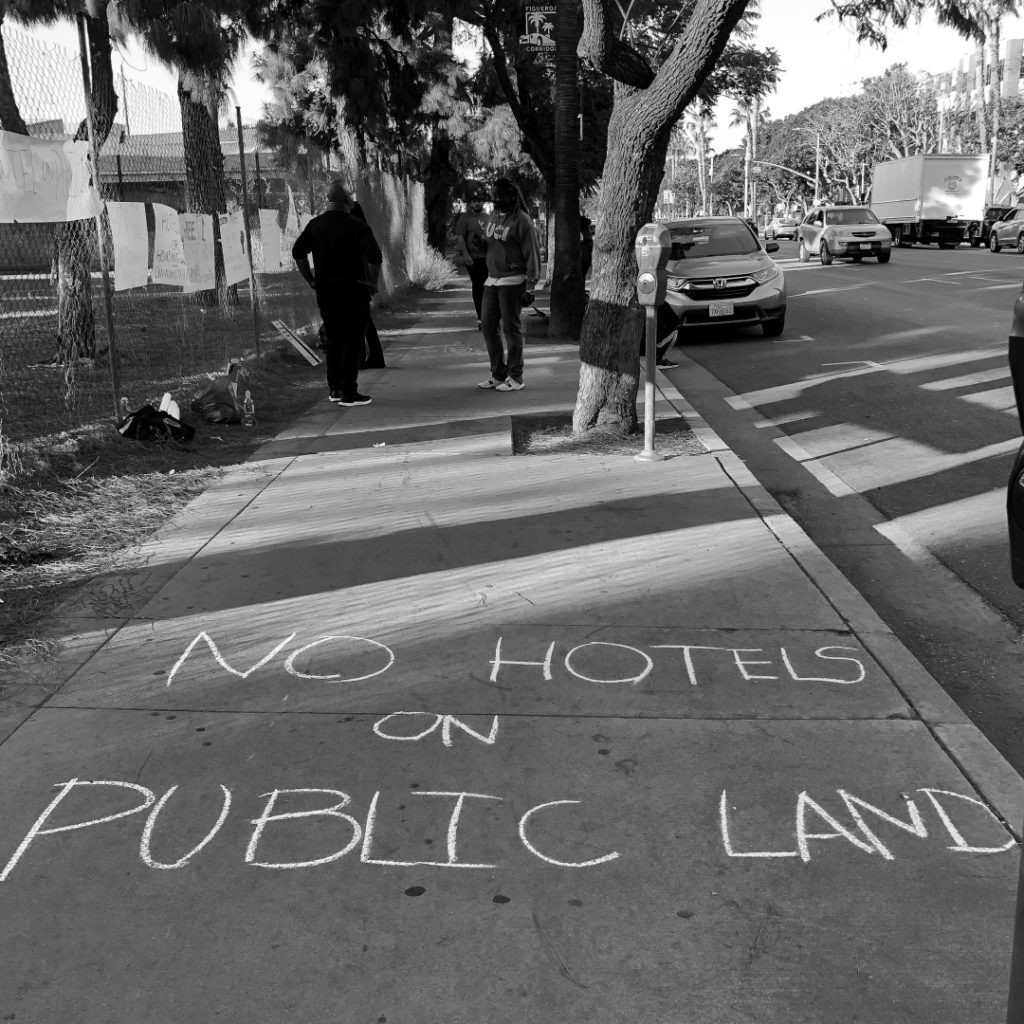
[477,177,540,393]
[292,180,382,407]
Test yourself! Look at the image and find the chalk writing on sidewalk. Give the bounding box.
[164,633,866,689]
[0,780,618,881]
[720,787,1015,861]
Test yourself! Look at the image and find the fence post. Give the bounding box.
[235,109,260,359]
[76,11,121,422]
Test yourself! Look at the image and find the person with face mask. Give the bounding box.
[453,185,488,328]
[477,177,541,392]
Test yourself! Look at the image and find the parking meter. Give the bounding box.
[634,223,672,463]
[635,223,671,306]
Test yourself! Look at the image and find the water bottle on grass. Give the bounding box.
[243,390,256,429]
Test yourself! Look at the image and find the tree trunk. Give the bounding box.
[178,75,235,306]
[549,0,585,338]
[0,8,27,134]
[572,85,670,434]
[989,18,1001,206]
[55,7,117,364]
[424,126,457,252]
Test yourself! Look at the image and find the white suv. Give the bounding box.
[797,206,892,265]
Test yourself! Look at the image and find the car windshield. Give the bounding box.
[824,208,879,225]
[988,206,1013,218]
[669,222,759,259]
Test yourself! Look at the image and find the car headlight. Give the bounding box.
[667,277,688,290]
[750,264,779,285]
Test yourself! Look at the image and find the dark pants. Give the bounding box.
[468,258,488,320]
[319,290,371,398]
[481,282,525,383]
[362,316,386,368]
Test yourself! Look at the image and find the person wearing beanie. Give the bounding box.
[476,177,541,392]
[292,180,383,406]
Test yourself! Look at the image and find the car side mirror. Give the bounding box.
[765,241,779,254]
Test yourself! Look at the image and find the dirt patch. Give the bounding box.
[511,411,706,457]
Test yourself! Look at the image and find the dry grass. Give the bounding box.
[0,297,423,664]
[512,413,705,458]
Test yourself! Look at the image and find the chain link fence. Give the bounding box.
[0,22,333,457]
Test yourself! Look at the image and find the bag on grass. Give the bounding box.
[191,374,245,424]
[118,404,196,444]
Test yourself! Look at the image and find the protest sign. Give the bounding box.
[105,201,149,291]
[152,203,187,287]
[0,130,103,223]
[179,212,215,293]
[219,210,249,286]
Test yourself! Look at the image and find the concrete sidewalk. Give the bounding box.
[2,281,1023,1023]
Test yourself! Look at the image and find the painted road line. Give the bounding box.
[905,277,963,285]
[772,334,815,343]
[961,385,1017,412]
[970,282,1023,292]
[753,411,819,429]
[790,283,873,298]
[921,368,1010,391]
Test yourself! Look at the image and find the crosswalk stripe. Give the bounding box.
[921,367,1011,391]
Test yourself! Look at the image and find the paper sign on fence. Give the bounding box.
[258,208,282,273]
[219,210,249,286]
[105,201,149,291]
[152,203,187,287]
[179,212,215,292]
[0,130,103,223]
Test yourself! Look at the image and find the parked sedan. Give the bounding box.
[968,205,1014,247]
[656,217,786,340]
[765,216,800,240]
[798,206,892,264]
[989,206,1024,253]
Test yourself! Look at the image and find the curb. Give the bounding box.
[657,361,1024,838]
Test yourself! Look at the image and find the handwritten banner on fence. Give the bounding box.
[219,210,249,286]
[152,204,187,287]
[259,208,282,273]
[0,130,103,223]
[179,212,215,293]
[105,201,149,291]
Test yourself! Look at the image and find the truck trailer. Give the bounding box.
[869,154,989,248]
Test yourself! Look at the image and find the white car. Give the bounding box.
[657,217,787,339]
[797,206,892,264]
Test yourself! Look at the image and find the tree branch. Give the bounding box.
[578,0,654,89]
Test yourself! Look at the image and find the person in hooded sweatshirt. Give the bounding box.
[476,177,541,392]
[292,180,382,406]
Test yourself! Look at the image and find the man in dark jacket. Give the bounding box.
[292,180,382,406]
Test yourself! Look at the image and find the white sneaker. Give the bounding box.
[495,379,525,392]
[477,378,503,389]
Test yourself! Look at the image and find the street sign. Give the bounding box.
[520,5,555,54]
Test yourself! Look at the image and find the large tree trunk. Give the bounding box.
[55,7,117,364]
[548,0,585,338]
[178,75,235,306]
[572,85,670,434]
[573,0,750,435]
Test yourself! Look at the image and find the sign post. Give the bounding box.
[633,223,671,464]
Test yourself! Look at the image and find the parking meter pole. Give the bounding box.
[1007,841,1024,1023]
[636,307,664,463]
[634,223,672,465]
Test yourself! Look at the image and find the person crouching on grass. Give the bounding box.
[477,177,540,393]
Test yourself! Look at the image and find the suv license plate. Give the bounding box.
[709,302,734,317]
[859,243,872,250]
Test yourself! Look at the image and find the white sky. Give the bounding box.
[711,0,1024,150]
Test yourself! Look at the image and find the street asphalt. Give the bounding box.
[2,279,1023,1023]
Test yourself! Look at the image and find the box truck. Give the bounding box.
[869,154,989,248]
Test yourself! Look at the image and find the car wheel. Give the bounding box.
[797,239,810,263]
[819,239,834,265]
[877,251,891,264]
[991,232,1002,253]
[1017,234,1024,255]
[762,314,785,338]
